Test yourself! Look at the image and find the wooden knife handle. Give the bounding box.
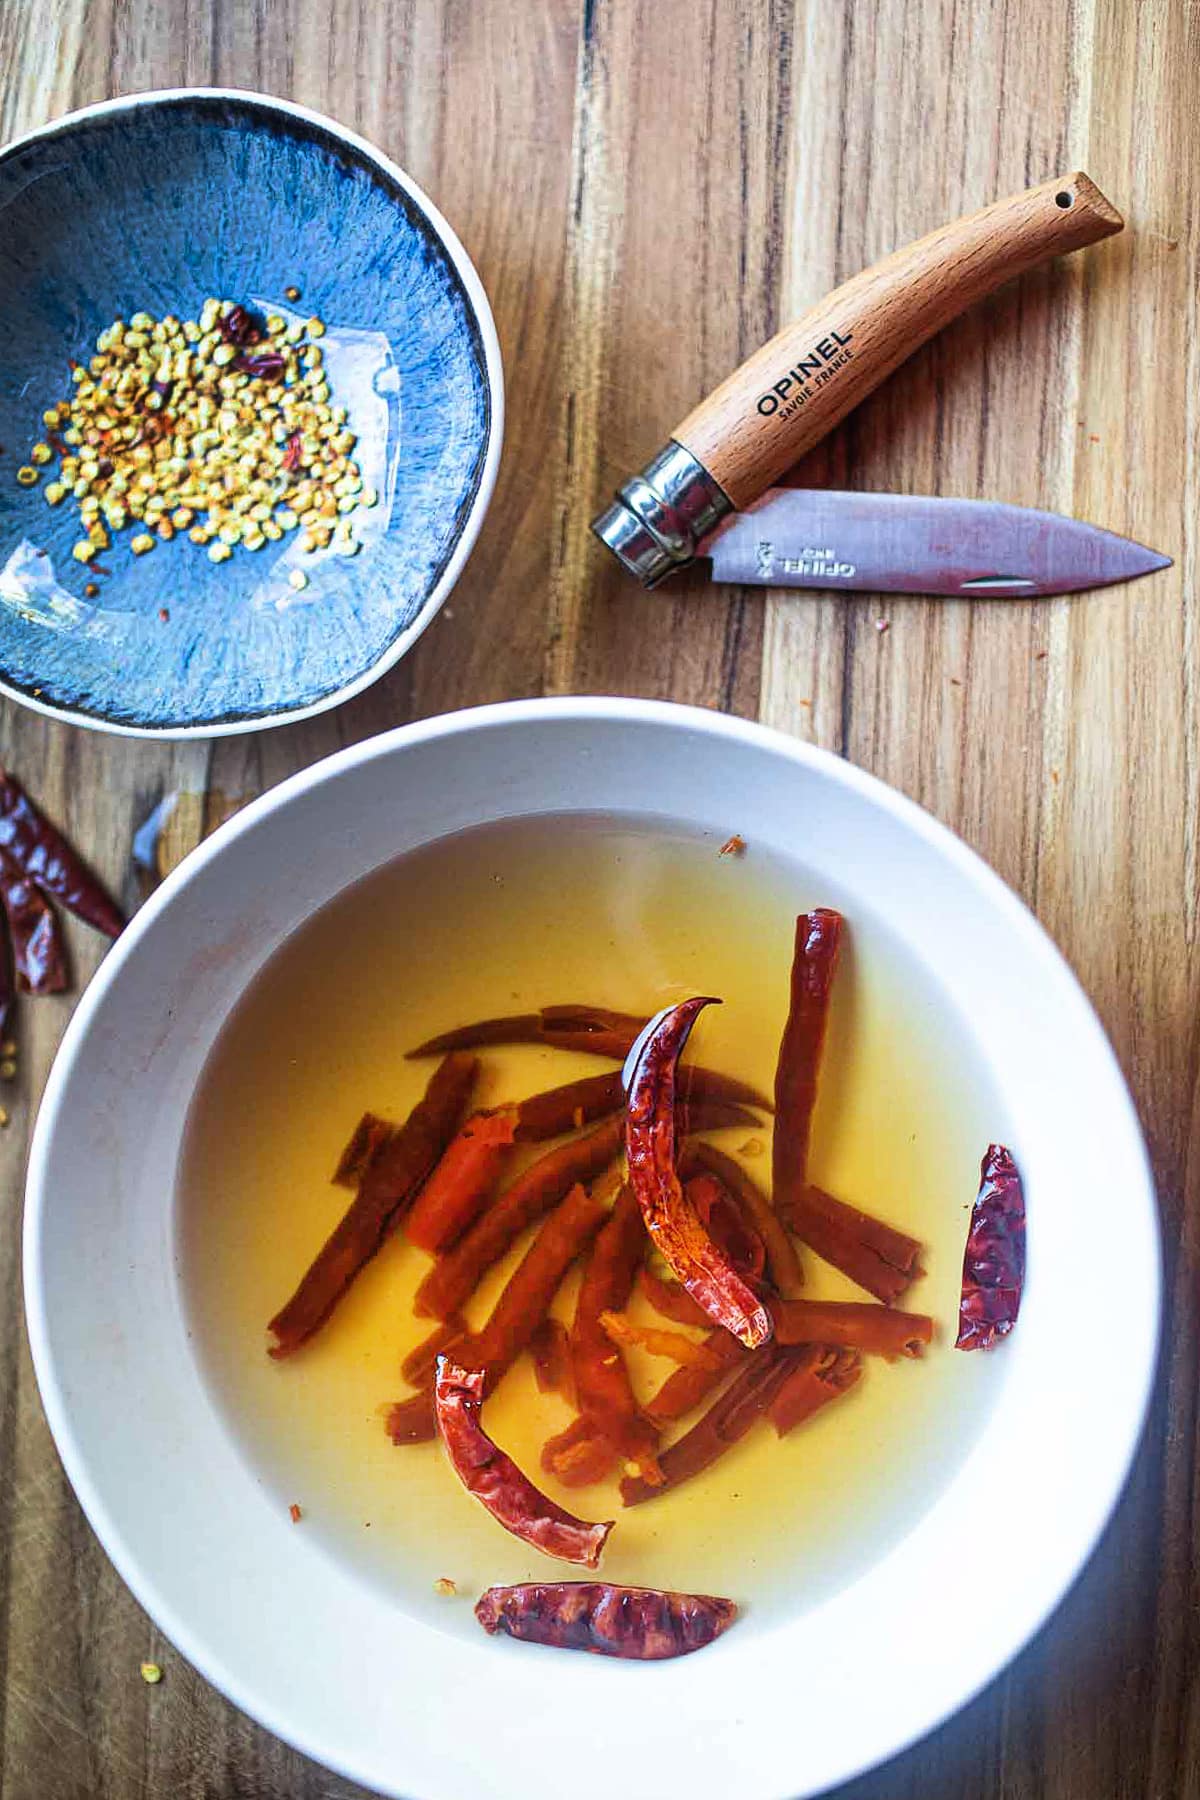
[674,172,1123,509]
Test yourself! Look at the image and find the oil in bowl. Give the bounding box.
[178,812,1008,1635]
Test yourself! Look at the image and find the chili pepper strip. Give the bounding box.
[636,1265,711,1328]
[405,1108,518,1253]
[684,1170,766,1282]
[570,1185,661,1468]
[771,1297,933,1359]
[0,770,125,937]
[408,1004,645,1060]
[780,1182,924,1305]
[0,851,69,994]
[399,1315,467,1388]
[956,1143,1025,1350]
[625,997,772,1349]
[413,1117,623,1320]
[769,1346,863,1437]
[530,1316,575,1401]
[435,1360,613,1567]
[541,1417,618,1488]
[268,1052,477,1356]
[643,1329,749,1425]
[600,1311,713,1366]
[475,1582,737,1659]
[331,1111,395,1189]
[388,1184,608,1443]
[683,1142,804,1297]
[621,1347,803,1505]
[772,909,843,1217]
[514,1066,771,1141]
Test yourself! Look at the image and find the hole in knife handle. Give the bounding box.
[1055,190,1073,208]
[959,576,1039,592]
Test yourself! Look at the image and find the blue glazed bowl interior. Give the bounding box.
[0,95,494,732]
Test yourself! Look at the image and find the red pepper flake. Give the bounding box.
[1035,650,1048,660]
[288,1502,302,1523]
[239,350,286,381]
[718,834,745,857]
[874,618,890,634]
[84,582,99,599]
[158,608,170,623]
[281,431,303,473]
[956,1144,1025,1350]
[218,304,264,348]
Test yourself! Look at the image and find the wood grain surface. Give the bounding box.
[0,1,1196,1796]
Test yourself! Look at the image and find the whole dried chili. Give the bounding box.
[956,1143,1025,1350]
[567,1184,660,1472]
[771,1297,933,1359]
[772,909,843,1220]
[404,1109,518,1253]
[768,1346,862,1437]
[779,1181,924,1305]
[682,1142,805,1298]
[409,1004,645,1061]
[331,1111,395,1189]
[0,771,124,937]
[0,851,68,994]
[621,1348,803,1505]
[413,1117,622,1320]
[435,1360,613,1566]
[475,1582,737,1659]
[268,1052,477,1356]
[389,1184,608,1443]
[625,998,772,1349]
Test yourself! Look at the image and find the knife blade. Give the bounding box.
[700,488,1170,597]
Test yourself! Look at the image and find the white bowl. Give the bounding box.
[24,698,1159,1799]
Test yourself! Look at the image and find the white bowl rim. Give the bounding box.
[0,86,505,741]
[23,696,1161,1797]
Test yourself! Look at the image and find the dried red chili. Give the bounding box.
[331,1111,395,1188]
[413,1117,622,1320]
[435,1360,613,1566]
[625,998,772,1349]
[239,351,286,381]
[771,1297,933,1359]
[568,1184,660,1472]
[409,1004,647,1062]
[622,1349,803,1504]
[768,1346,863,1437]
[956,1143,1025,1350]
[475,1582,737,1659]
[389,1183,607,1444]
[685,1170,766,1283]
[0,771,124,937]
[0,851,68,994]
[404,1108,518,1253]
[772,909,843,1218]
[268,1052,477,1356]
[780,1180,924,1305]
[682,1142,804,1298]
[281,430,303,473]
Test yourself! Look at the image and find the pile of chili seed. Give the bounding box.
[16,299,376,576]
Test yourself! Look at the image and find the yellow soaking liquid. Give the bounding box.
[178,812,1008,1638]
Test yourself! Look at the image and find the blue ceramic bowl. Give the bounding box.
[0,91,502,736]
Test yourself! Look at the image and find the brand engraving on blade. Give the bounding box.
[757,540,856,581]
[756,331,854,419]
